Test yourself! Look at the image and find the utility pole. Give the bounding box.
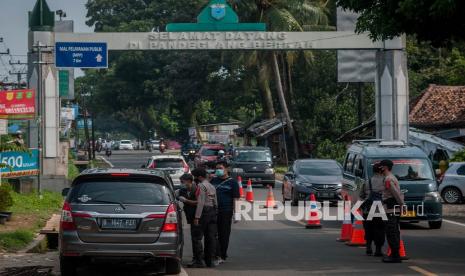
[9,60,28,89]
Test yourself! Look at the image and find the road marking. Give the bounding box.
[444,219,465,228]
[179,267,188,276]
[409,266,437,276]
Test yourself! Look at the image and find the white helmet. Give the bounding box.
[218,150,225,155]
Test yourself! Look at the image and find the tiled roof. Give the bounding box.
[409,85,465,128]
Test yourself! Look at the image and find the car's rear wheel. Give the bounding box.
[428,220,442,229]
[442,187,463,204]
[60,256,78,276]
[165,258,181,274]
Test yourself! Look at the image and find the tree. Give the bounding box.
[335,0,465,45]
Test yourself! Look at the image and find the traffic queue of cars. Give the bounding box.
[59,139,453,275]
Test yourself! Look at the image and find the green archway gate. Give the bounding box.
[28,0,409,185]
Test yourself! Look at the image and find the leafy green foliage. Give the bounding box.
[451,150,465,162]
[0,184,13,212]
[0,230,35,252]
[9,191,63,218]
[314,139,347,163]
[335,0,465,45]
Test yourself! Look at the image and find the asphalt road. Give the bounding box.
[3,150,465,276]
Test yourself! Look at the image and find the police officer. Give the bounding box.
[176,174,202,267]
[211,160,241,264]
[360,163,385,257]
[379,160,405,263]
[191,168,218,268]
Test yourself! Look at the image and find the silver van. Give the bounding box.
[59,169,183,275]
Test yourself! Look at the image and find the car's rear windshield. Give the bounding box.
[298,163,342,176]
[120,140,131,144]
[201,148,221,156]
[235,150,272,162]
[70,180,170,205]
[154,159,183,168]
[368,159,434,181]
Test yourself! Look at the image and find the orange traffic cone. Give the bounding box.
[387,238,409,260]
[337,196,352,242]
[237,176,244,199]
[264,185,277,208]
[305,193,322,229]
[345,210,366,246]
[245,179,254,203]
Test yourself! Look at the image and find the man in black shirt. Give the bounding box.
[210,161,241,264]
[176,174,203,267]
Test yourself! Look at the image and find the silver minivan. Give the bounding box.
[59,169,183,275]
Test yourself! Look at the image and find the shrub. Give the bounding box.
[0,184,13,211]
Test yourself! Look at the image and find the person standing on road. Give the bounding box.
[176,174,202,267]
[360,163,385,257]
[379,159,405,263]
[191,168,218,268]
[211,161,241,264]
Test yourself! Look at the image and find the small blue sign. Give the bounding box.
[55,42,108,68]
[211,4,226,20]
[0,149,39,178]
[77,119,92,129]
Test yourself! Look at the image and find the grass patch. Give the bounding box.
[0,191,62,252]
[0,230,34,252]
[9,190,63,218]
[68,161,80,180]
[275,165,288,174]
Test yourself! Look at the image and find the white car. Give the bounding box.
[144,155,190,189]
[118,140,134,150]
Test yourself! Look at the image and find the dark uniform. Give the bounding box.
[177,184,199,263]
[211,176,240,261]
[382,172,404,262]
[193,180,218,267]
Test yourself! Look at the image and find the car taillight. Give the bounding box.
[60,202,92,231]
[61,202,75,231]
[162,204,178,232]
[110,173,130,177]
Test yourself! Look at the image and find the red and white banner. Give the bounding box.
[0,89,35,119]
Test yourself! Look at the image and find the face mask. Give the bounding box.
[215,169,225,177]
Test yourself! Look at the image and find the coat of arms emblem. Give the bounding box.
[211,4,226,20]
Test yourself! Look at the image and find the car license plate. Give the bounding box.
[318,192,332,198]
[401,211,416,218]
[101,218,138,230]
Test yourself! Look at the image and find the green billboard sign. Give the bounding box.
[58,70,69,97]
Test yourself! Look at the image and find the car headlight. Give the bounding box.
[425,191,441,201]
[336,183,342,188]
[296,181,311,187]
[233,168,244,173]
[265,168,275,174]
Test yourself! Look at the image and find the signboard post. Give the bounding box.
[55,42,108,68]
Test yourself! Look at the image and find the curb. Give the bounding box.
[19,234,48,254]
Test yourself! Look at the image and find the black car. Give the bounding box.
[284,159,343,205]
[230,147,276,188]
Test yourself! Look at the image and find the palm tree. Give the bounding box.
[231,0,332,158]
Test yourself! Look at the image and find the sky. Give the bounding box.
[0,0,92,83]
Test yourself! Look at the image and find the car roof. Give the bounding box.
[201,144,225,149]
[296,159,339,165]
[151,155,183,160]
[74,168,170,185]
[348,144,428,159]
[235,147,270,151]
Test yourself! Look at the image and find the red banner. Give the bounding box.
[0,89,35,119]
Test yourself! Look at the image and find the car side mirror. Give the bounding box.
[62,188,70,197]
[285,172,295,179]
[141,164,146,168]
